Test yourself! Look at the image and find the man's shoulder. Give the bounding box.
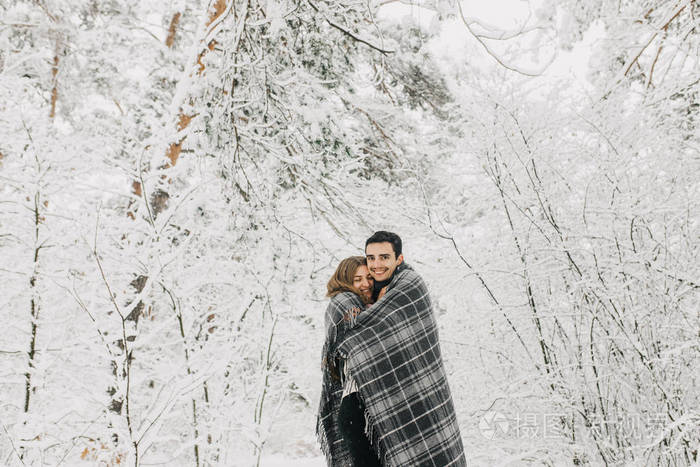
[395,263,420,279]
[391,263,426,288]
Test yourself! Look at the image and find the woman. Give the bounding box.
[317,256,382,467]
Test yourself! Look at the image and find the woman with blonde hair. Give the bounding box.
[317,256,381,466]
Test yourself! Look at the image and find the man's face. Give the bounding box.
[366,242,403,282]
[352,265,374,303]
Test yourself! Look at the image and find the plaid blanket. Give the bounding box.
[317,291,366,466]
[335,264,467,466]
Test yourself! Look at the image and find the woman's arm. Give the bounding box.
[323,292,365,380]
[325,292,364,330]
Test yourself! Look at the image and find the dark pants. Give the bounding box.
[338,392,382,466]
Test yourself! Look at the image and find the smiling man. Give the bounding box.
[365,231,405,302]
[333,230,466,466]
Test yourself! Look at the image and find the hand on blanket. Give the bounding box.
[377,286,388,300]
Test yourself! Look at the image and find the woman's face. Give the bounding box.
[353,265,374,303]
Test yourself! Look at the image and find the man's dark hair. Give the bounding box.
[365,231,402,257]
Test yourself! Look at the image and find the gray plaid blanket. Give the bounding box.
[335,264,466,466]
[317,291,366,465]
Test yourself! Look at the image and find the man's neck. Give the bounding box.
[371,278,390,302]
[371,263,406,301]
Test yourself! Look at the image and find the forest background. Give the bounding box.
[1,0,698,465]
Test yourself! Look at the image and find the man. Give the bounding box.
[365,231,405,302]
[336,231,467,466]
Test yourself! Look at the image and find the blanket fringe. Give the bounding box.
[344,361,386,465]
[363,406,374,445]
[362,397,386,465]
[316,412,331,464]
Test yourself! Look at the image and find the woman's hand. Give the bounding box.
[377,286,388,300]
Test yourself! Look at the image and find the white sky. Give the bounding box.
[377,0,540,31]
[377,0,597,98]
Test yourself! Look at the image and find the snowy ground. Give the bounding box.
[261,454,325,466]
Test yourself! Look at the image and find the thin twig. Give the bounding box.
[1,422,26,466]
